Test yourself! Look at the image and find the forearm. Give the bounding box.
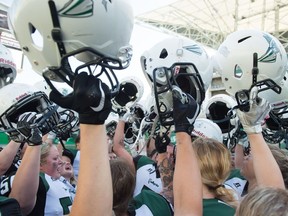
[9,145,41,215]
[234,144,245,169]
[70,124,112,216]
[173,132,202,216]
[249,133,284,189]
[157,153,174,205]
[0,141,21,175]
[112,120,133,166]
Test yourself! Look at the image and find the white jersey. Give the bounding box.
[72,151,80,180]
[0,172,74,216]
[133,155,163,197]
[59,176,76,201]
[225,169,248,199]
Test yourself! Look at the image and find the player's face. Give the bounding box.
[41,145,64,179]
[60,156,74,180]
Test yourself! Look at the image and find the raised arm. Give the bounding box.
[236,87,284,189]
[0,140,21,176]
[9,119,43,215]
[72,124,112,215]
[172,89,202,216]
[112,119,134,168]
[50,73,113,216]
[154,133,174,204]
[9,143,41,215]
[174,132,202,216]
[248,133,284,188]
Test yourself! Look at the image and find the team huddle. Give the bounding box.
[0,0,288,216]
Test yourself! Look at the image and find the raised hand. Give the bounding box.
[155,133,170,154]
[50,73,111,125]
[236,87,271,134]
[172,87,200,134]
[16,112,43,145]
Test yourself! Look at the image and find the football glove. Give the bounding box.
[236,87,271,134]
[50,73,111,125]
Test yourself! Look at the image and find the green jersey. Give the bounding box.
[0,196,22,216]
[203,198,235,216]
[132,189,174,216]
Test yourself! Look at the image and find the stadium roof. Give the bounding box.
[135,0,288,51]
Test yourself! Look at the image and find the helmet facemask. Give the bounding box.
[52,109,79,141]
[43,45,132,97]
[0,92,60,140]
[152,63,205,126]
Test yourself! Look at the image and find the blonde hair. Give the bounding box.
[193,137,238,208]
[40,142,53,165]
[236,187,288,216]
[268,144,288,189]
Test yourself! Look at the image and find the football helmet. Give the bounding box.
[192,118,223,143]
[0,43,17,89]
[214,29,287,97]
[140,37,213,125]
[258,71,288,110]
[124,103,147,145]
[0,83,60,142]
[111,76,144,113]
[105,112,119,138]
[8,0,134,96]
[203,94,240,148]
[33,80,78,140]
[53,108,79,141]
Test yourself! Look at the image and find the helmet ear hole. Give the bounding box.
[29,23,43,48]
[159,49,168,59]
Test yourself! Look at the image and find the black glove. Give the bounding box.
[172,92,199,134]
[17,112,43,146]
[50,73,111,125]
[155,133,170,154]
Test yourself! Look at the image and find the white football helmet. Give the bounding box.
[214,29,287,97]
[203,94,240,148]
[112,76,144,113]
[0,83,60,141]
[140,37,213,125]
[8,0,134,96]
[33,80,78,140]
[0,43,17,89]
[105,112,119,139]
[192,118,223,143]
[258,71,288,110]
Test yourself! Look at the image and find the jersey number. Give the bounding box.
[60,197,73,215]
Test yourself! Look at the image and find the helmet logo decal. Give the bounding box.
[258,33,280,63]
[102,0,112,12]
[183,44,203,56]
[234,65,243,78]
[58,0,93,17]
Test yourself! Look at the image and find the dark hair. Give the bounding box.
[62,149,75,165]
[110,158,135,215]
[75,133,80,144]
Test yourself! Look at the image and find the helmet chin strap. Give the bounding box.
[252,52,259,84]
[48,0,67,57]
[47,0,74,89]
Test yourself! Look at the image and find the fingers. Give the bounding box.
[50,90,73,109]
